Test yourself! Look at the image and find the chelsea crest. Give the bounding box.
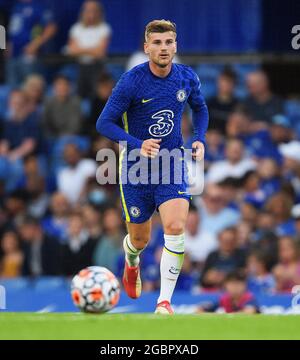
[176,89,187,102]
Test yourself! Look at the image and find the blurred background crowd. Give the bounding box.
[1,0,300,299]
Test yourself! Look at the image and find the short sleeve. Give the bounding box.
[69,23,80,40]
[100,23,112,38]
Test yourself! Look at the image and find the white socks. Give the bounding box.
[157,233,185,304]
[123,234,143,267]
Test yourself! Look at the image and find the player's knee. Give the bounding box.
[164,220,185,235]
[130,235,149,249]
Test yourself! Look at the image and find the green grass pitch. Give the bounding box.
[0,313,300,340]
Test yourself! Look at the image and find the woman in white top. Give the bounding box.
[67,0,112,98]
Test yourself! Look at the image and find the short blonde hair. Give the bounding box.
[145,19,176,42]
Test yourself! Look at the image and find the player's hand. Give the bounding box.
[192,141,205,161]
[140,139,161,158]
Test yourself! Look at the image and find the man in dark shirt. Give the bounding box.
[244,70,284,123]
[207,67,238,134]
[200,227,246,290]
[19,216,61,276]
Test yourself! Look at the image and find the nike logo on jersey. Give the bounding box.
[142,98,154,103]
[178,191,188,194]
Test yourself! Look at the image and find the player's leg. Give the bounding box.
[156,198,189,314]
[124,220,152,266]
[122,220,152,299]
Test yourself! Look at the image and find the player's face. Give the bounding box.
[144,32,177,68]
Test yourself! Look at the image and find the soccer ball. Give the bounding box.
[71,266,120,313]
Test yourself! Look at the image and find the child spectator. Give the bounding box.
[273,236,300,292]
[247,250,275,294]
[0,231,24,278]
[198,271,259,313]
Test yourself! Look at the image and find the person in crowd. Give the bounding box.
[203,129,225,167]
[291,204,300,235]
[57,143,97,204]
[207,67,238,134]
[247,250,275,294]
[240,201,259,229]
[197,271,259,313]
[240,170,267,210]
[88,73,114,138]
[93,207,124,273]
[22,74,46,115]
[225,110,291,164]
[24,174,49,219]
[0,231,24,278]
[19,216,60,276]
[82,203,103,242]
[256,158,281,198]
[279,141,300,201]
[265,192,295,236]
[243,70,284,124]
[206,138,256,184]
[273,236,300,293]
[67,0,112,98]
[43,75,82,138]
[6,0,57,87]
[200,227,247,290]
[0,90,41,191]
[60,212,96,276]
[42,192,70,243]
[235,220,253,249]
[4,190,28,229]
[195,184,240,236]
[184,204,218,270]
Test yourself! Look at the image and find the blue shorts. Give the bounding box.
[119,151,191,223]
[119,182,191,223]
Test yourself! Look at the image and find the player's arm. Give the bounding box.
[187,71,209,161]
[96,74,143,150]
[96,75,161,157]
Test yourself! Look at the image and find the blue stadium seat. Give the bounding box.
[285,100,300,139]
[105,63,126,82]
[0,277,29,292]
[0,85,11,119]
[34,277,67,292]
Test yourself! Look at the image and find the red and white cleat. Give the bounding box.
[122,261,142,299]
[155,300,174,315]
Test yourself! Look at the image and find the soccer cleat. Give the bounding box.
[122,261,142,299]
[155,300,174,315]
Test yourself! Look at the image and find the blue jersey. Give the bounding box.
[8,0,54,57]
[96,62,209,152]
[96,61,208,223]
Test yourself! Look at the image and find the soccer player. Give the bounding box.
[96,20,209,314]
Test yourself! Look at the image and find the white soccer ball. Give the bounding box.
[71,266,120,313]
